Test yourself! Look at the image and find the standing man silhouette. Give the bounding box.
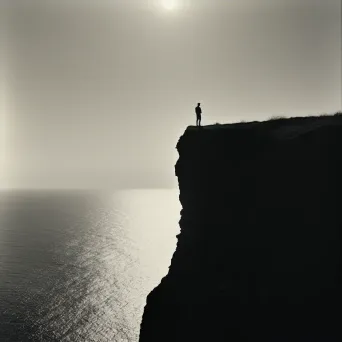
[195,103,202,127]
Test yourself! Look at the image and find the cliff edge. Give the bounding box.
[140,114,342,341]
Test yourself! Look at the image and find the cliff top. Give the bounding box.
[188,112,342,131]
[179,112,342,148]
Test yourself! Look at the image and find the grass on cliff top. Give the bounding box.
[190,112,342,131]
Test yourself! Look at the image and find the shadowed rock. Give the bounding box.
[139,113,342,342]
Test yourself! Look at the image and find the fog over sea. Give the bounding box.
[0,189,180,342]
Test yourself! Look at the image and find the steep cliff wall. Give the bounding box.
[140,115,342,342]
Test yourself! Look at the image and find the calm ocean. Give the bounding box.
[0,189,180,342]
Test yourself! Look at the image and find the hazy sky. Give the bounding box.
[1,0,341,188]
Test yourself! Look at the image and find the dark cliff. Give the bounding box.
[140,114,342,342]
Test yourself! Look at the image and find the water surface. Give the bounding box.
[0,189,180,341]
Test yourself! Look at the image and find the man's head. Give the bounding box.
[197,103,201,106]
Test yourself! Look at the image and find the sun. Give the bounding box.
[162,0,178,10]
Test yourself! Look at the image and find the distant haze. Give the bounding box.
[1,0,341,188]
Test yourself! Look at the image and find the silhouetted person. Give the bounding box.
[195,103,202,127]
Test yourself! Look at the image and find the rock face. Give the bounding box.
[139,115,342,342]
